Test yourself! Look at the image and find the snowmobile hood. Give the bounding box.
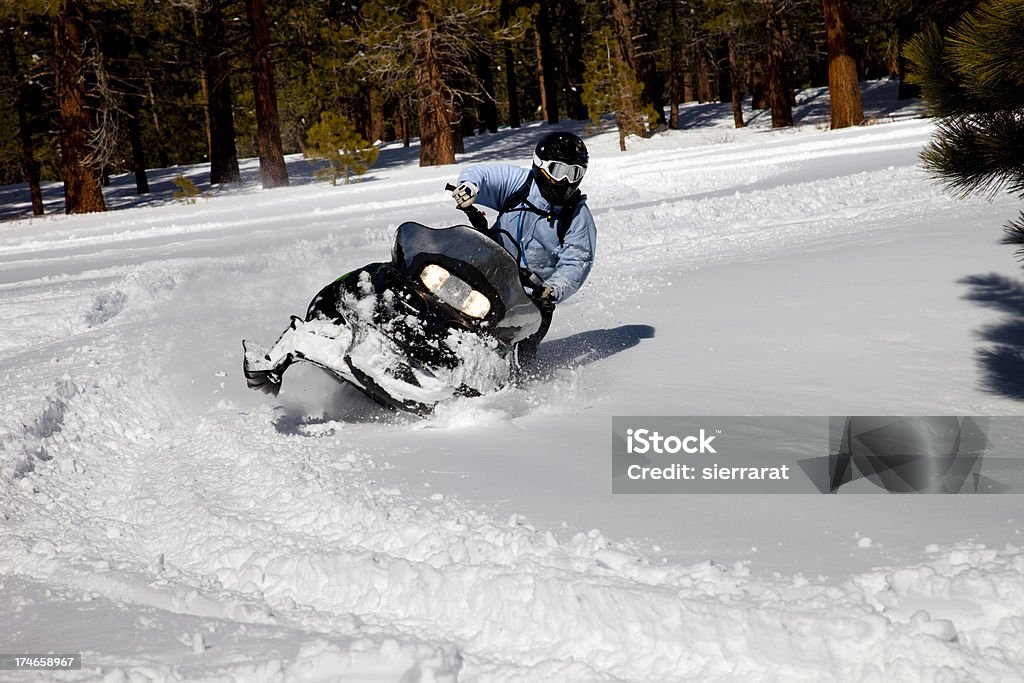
[392,222,541,343]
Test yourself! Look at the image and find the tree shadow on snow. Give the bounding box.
[961,273,1024,400]
[532,324,656,376]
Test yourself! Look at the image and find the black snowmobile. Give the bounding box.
[242,187,547,415]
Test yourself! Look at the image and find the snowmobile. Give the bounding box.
[242,185,547,415]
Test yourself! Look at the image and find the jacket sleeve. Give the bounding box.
[457,165,529,213]
[546,203,597,303]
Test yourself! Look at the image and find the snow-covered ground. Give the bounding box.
[3,81,1024,681]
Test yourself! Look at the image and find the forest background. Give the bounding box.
[0,0,985,216]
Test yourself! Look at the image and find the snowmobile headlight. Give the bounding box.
[419,264,492,319]
[461,290,492,319]
[420,263,451,291]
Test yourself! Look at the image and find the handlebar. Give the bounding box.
[444,183,546,297]
[444,183,489,233]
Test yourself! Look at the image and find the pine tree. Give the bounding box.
[356,0,514,167]
[582,25,651,151]
[706,0,762,129]
[305,111,379,185]
[905,0,1024,257]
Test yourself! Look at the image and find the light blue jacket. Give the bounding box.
[457,164,596,303]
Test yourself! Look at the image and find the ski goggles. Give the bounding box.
[534,154,586,184]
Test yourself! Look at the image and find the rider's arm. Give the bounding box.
[546,203,597,303]
[457,165,530,213]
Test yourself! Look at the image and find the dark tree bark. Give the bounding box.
[667,0,681,128]
[52,0,106,214]
[822,0,863,128]
[4,27,44,215]
[368,84,386,143]
[559,0,587,120]
[610,0,637,73]
[716,43,731,103]
[728,36,745,129]
[414,1,455,166]
[453,114,466,155]
[399,98,412,148]
[124,90,150,194]
[202,0,241,184]
[244,0,289,188]
[765,6,794,128]
[749,61,769,110]
[695,46,715,103]
[145,79,170,168]
[500,0,520,128]
[534,2,559,124]
[476,50,498,133]
[634,0,664,125]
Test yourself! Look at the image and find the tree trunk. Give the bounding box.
[728,36,745,129]
[202,0,241,184]
[192,12,212,161]
[476,50,498,134]
[369,84,386,142]
[4,27,44,215]
[610,0,637,72]
[145,79,170,168]
[52,0,106,214]
[396,98,411,148]
[124,91,150,194]
[533,28,548,123]
[534,1,559,124]
[667,0,681,128]
[765,7,793,128]
[716,43,731,103]
[634,1,663,126]
[609,0,643,147]
[560,0,588,120]
[414,1,455,166]
[501,0,520,128]
[822,0,863,128]
[244,0,289,188]
[695,47,714,103]
[749,61,769,110]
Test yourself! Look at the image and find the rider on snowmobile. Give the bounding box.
[450,131,596,363]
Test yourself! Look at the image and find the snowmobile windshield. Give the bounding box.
[392,222,541,342]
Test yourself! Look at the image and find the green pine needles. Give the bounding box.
[304,112,379,186]
[905,0,1024,252]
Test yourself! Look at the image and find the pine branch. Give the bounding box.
[921,111,1024,200]
[1002,210,1024,262]
[903,22,975,117]
[948,0,1024,97]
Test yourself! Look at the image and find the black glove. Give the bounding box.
[533,284,556,313]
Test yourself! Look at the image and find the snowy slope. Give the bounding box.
[2,81,1024,681]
